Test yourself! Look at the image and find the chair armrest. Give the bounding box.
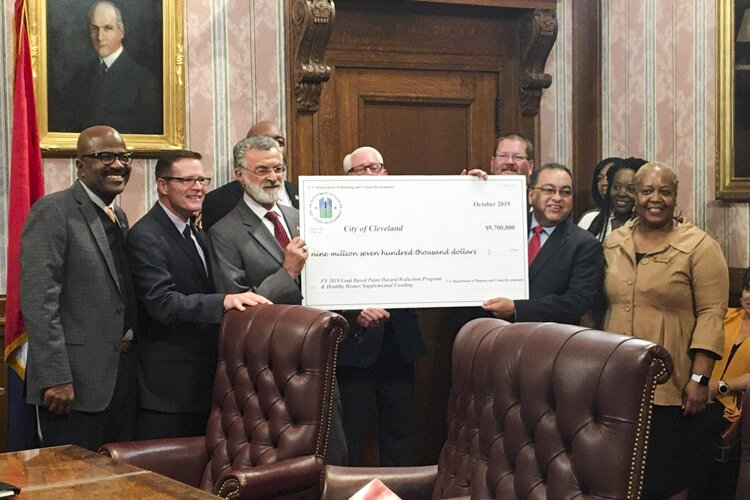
[321,464,439,500]
[99,435,209,488]
[214,455,324,499]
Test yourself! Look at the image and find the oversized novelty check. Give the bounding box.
[299,175,529,309]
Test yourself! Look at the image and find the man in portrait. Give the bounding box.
[53,1,162,134]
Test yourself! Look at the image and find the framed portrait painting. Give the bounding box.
[718,0,750,199]
[27,0,185,152]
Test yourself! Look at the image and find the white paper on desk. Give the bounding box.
[299,175,529,309]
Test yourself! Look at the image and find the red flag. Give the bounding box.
[5,0,44,377]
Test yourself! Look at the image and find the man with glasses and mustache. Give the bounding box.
[208,135,347,464]
[20,126,139,450]
[481,163,603,325]
[125,150,270,439]
[462,132,535,180]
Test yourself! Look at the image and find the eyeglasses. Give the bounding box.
[240,165,286,176]
[80,151,133,165]
[494,153,528,162]
[532,186,573,198]
[160,176,212,186]
[348,163,384,175]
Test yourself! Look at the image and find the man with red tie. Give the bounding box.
[207,135,347,464]
[208,135,307,303]
[481,163,603,325]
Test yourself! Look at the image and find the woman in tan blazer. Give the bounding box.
[602,162,728,500]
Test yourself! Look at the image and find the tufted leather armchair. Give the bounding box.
[101,304,348,499]
[322,319,672,500]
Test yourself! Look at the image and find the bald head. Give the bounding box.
[76,125,126,157]
[246,121,285,154]
[75,126,130,205]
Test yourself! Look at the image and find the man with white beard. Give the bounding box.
[208,135,307,304]
[207,135,347,465]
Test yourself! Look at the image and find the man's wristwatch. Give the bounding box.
[691,373,710,386]
[718,380,730,395]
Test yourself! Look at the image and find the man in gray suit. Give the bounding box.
[208,135,347,464]
[208,135,307,302]
[20,125,138,450]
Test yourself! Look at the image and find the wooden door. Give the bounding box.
[329,67,496,175]
[286,0,557,466]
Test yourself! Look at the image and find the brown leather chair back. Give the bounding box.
[199,304,348,490]
[432,320,672,500]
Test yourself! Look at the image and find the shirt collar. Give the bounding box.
[158,200,190,233]
[79,180,116,214]
[530,214,557,235]
[243,192,282,220]
[101,45,123,69]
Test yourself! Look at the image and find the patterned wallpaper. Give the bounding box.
[0,0,747,292]
[540,0,747,268]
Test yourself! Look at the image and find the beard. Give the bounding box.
[242,178,282,205]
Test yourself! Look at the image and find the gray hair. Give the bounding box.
[89,1,124,30]
[233,135,281,171]
[634,161,679,190]
[343,146,384,174]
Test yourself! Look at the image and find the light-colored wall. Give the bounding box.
[1,0,747,293]
[541,0,747,268]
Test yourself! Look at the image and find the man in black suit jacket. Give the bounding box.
[337,147,427,466]
[202,121,298,231]
[55,1,161,133]
[482,162,603,325]
[127,150,269,439]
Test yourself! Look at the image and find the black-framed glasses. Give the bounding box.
[494,153,528,162]
[160,176,212,187]
[80,151,133,165]
[240,165,286,176]
[348,163,383,175]
[532,186,573,198]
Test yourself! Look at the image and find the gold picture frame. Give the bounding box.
[27,0,185,153]
[717,0,750,199]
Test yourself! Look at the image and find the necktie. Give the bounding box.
[528,225,544,265]
[265,211,290,249]
[106,207,117,224]
[182,224,207,271]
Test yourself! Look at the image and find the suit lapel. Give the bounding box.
[152,204,210,285]
[529,218,570,282]
[73,182,122,294]
[279,204,300,238]
[238,202,285,264]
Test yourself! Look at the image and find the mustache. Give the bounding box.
[261,181,282,188]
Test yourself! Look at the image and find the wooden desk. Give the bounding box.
[0,445,218,498]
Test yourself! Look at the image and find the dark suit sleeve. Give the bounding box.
[514,235,604,324]
[127,225,225,325]
[19,197,73,390]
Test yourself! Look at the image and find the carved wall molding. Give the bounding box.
[290,0,336,112]
[519,8,557,115]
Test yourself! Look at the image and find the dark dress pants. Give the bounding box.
[337,329,416,467]
[37,348,137,451]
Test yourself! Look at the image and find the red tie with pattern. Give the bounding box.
[265,211,291,249]
[528,225,544,265]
